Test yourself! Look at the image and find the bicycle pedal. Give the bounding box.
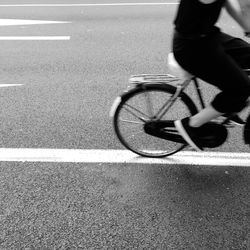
[222,114,245,127]
[223,120,235,128]
[162,127,178,133]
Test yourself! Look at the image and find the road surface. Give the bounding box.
[0,1,249,249]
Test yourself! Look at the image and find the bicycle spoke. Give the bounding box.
[118,118,144,124]
[125,129,145,140]
[144,91,154,118]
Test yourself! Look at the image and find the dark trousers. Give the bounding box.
[173,31,250,113]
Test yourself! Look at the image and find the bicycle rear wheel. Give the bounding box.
[111,83,198,157]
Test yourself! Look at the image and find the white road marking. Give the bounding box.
[0,19,70,26]
[0,84,23,88]
[0,3,178,7]
[0,148,249,166]
[0,36,70,40]
[0,19,70,40]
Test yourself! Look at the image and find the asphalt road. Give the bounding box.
[0,1,250,249]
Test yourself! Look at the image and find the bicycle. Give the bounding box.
[110,52,250,158]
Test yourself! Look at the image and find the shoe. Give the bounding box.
[222,113,245,126]
[174,117,203,151]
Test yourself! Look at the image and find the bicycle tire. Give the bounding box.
[112,83,198,157]
[242,70,250,145]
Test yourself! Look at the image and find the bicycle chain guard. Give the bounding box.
[144,120,228,148]
[144,120,186,144]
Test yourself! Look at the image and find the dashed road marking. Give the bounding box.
[0,148,249,166]
[0,3,178,7]
[0,19,70,40]
[0,36,70,40]
[0,84,23,88]
[0,19,70,26]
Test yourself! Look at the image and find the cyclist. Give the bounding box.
[173,0,250,151]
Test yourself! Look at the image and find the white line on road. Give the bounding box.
[0,3,178,7]
[0,36,71,40]
[0,84,23,88]
[0,19,70,26]
[0,19,70,41]
[0,148,249,166]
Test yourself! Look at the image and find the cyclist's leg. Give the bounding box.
[189,105,222,127]
[218,33,250,124]
[173,33,250,149]
[174,35,250,115]
[220,32,250,69]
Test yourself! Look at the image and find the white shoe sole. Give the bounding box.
[174,120,203,152]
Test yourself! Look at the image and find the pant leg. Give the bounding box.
[173,33,250,113]
[219,32,250,69]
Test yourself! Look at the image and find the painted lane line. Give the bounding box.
[0,19,70,41]
[0,84,23,88]
[0,19,70,26]
[0,3,178,7]
[0,36,71,40]
[0,149,249,166]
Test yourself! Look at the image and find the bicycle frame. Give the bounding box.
[128,69,250,126]
[111,71,250,157]
[129,74,205,120]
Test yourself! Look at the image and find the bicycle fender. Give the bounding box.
[110,96,122,118]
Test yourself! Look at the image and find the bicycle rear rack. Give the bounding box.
[129,74,179,85]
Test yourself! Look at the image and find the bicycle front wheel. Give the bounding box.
[112,83,198,157]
